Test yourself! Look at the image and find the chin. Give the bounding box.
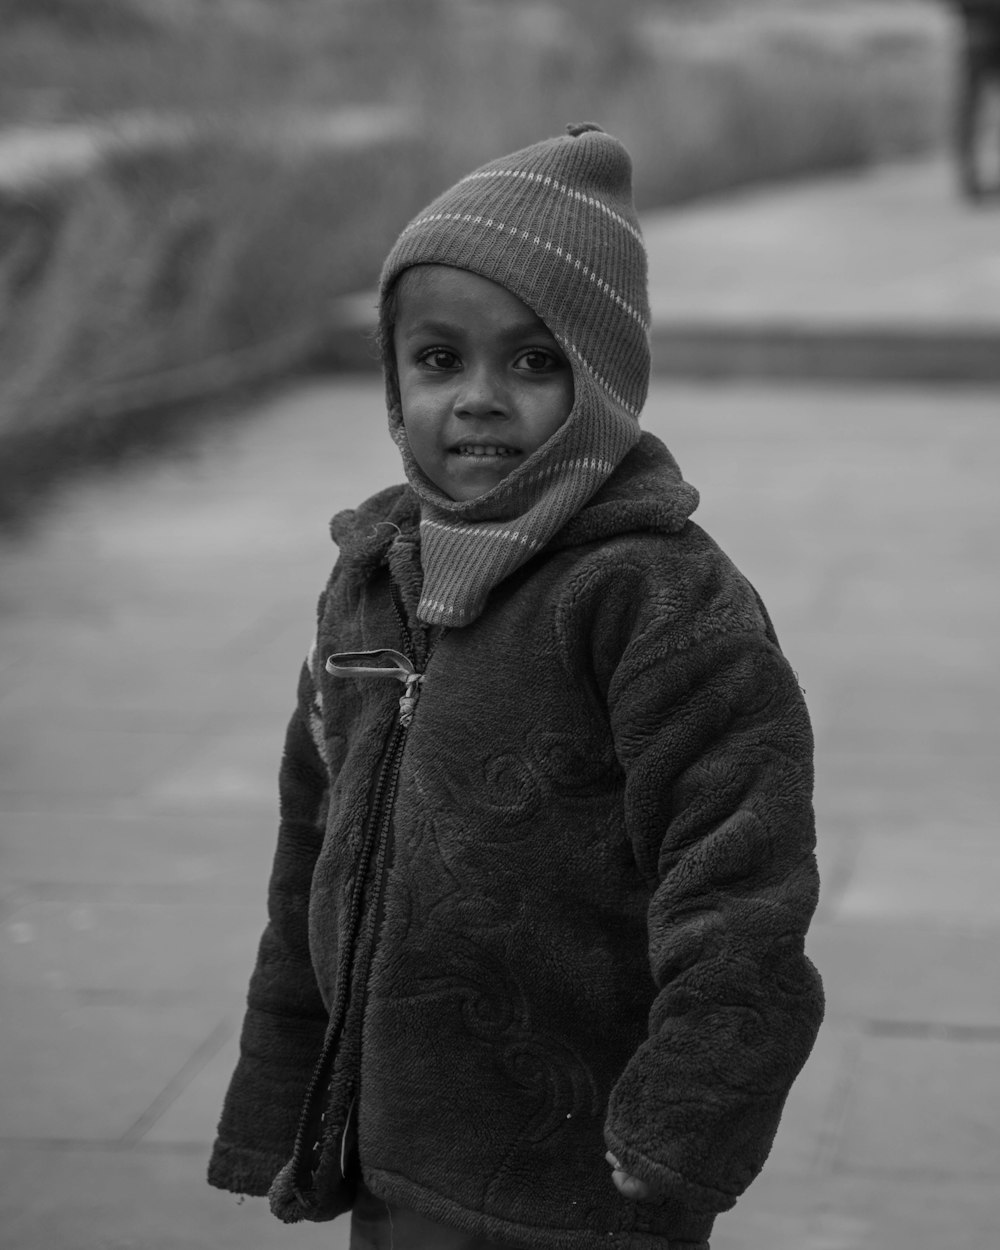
[431,465,509,502]
[446,485,492,502]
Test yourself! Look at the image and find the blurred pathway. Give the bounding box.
[644,157,1000,380]
[1,374,998,1249]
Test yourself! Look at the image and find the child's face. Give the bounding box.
[392,266,574,502]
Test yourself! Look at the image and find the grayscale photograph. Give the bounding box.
[1,2,997,1248]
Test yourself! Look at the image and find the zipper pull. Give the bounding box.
[397,671,422,727]
[325,649,425,727]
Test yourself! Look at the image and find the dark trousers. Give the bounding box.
[349,1178,516,1250]
[348,1177,710,1249]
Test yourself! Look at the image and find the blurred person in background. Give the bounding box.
[207,124,824,1250]
[954,0,1000,197]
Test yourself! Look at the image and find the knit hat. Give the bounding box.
[379,123,650,627]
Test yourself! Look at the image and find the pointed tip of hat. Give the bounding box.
[565,122,605,137]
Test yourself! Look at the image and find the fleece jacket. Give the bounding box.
[207,431,824,1250]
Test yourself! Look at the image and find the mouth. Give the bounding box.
[451,442,521,459]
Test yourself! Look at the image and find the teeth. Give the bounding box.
[457,445,515,457]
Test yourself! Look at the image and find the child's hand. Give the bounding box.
[605,1151,654,1201]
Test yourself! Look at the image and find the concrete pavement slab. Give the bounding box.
[807,920,1000,1029]
[836,1031,1000,1176]
[0,988,230,1141]
[714,1173,1000,1250]
[0,722,199,811]
[2,812,275,901]
[0,662,234,731]
[0,1144,348,1250]
[140,1028,247,1147]
[141,729,287,816]
[1,900,264,1003]
[834,824,1000,924]
[817,749,997,834]
[822,1176,1000,1250]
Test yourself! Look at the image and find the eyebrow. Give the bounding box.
[397,317,557,343]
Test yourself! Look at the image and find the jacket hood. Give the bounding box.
[548,429,698,550]
[330,433,698,582]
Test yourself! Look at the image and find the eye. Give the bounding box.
[417,347,460,370]
[515,349,562,373]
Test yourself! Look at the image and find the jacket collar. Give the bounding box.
[329,485,420,578]
[548,431,698,550]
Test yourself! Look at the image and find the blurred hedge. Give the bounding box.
[0,112,434,440]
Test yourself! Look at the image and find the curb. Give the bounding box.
[649,322,1000,384]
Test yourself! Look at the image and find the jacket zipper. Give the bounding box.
[289,577,436,1207]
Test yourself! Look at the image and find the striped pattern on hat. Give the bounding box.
[379,124,650,627]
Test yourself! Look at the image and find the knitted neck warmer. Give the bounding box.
[379,124,651,627]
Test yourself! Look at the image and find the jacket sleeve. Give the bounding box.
[208,654,330,1196]
[602,613,824,1215]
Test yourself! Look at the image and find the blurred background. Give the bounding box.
[1,1,999,1248]
[0,0,964,481]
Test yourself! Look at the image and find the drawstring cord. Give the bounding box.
[325,649,425,727]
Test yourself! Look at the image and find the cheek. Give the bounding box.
[400,395,435,442]
[397,380,428,442]
[398,370,445,427]
[529,378,574,443]
[399,404,442,478]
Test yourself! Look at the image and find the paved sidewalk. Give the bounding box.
[644,159,1000,380]
[1,373,998,1249]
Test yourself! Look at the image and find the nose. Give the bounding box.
[453,363,508,419]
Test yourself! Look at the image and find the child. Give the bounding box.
[208,124,824,1250]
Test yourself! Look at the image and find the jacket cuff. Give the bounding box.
[603,1127,738,1217]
